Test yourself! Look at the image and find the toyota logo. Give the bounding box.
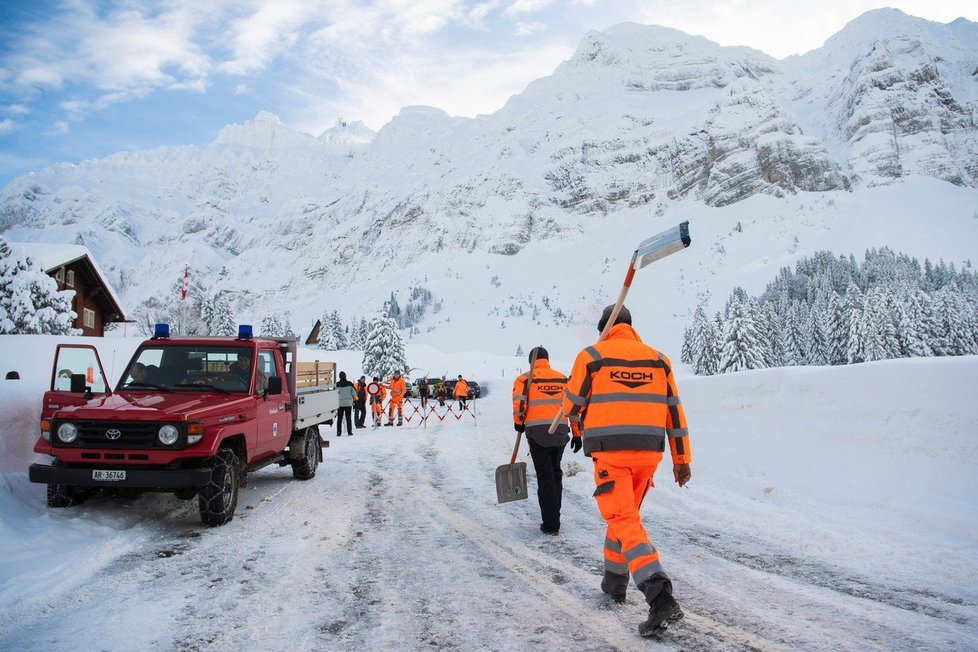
[105,429,122,440]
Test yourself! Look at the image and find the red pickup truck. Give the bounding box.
[29,324,339,526]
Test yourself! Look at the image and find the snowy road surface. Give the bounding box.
[2,356,977,651]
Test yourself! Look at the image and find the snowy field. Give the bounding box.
[1,335,977,651]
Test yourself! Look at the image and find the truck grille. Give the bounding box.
[73,421,163,448]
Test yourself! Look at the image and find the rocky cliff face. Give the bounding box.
[0,10,975,322]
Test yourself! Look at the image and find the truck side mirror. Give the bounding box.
[266,376,283,395]
[70,373,87,393]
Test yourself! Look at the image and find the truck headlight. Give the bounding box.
[158,425,180,446]
[57,422,78,443]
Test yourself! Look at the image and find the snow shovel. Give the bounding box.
[496,348,539,504]
[548,221,692,434]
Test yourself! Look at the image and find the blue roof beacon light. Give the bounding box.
[153,323,170,339]
[237,324,253,340]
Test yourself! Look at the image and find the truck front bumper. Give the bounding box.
[29,463,212,489]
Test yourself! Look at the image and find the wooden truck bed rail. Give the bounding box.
[295,361,336,389]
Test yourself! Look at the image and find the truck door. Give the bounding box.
[254,349,290,458]
[44,344,111,416]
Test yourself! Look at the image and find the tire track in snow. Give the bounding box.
[418,482,793,652]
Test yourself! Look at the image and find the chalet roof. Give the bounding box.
[10,242,129,321]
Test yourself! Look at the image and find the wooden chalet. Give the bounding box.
[14,243,129,337]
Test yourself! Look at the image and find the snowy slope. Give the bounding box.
[0,334,976,650]
[0,10,976,358]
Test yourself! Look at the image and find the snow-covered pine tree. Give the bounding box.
[329,311,348,349]
[208,291,237,336]
[317,312,339,350]
[859,289,889,362]
[826,292,848,365]
[844,281,865,364]
[933,284,978,356]
[688,305,720,375]
[0,239,76,335]
[782,305,808,366]
[516,345,524,356]
[260,314,284,337]
[384,292,402,327]
[361,315,408,379]
[348,317,368,350]
[806,307,829,366]
[282,312,296,338]
[717,297,768,373]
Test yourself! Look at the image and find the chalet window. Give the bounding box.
[55,268,65,283]
[66,270,75,287]
[83,308,95,329]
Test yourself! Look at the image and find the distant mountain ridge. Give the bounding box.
[0,9,975,337]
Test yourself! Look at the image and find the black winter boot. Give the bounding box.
[638,590,684,636]
[600,571,628,604]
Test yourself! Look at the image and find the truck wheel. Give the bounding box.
[199,448,239,526]
[46,483,83,508]
[291,426,320,480]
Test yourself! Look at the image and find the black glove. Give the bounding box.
[569,436,582,453]
[514,423,525,433]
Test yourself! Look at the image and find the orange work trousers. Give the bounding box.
[388,396,404,424]
[371,398,384,425]
[591,450,665,590]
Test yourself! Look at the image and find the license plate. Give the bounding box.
[92,470,126,481]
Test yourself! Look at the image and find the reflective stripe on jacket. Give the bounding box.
[561,323,691,463]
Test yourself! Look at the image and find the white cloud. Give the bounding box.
[6,104,30,116]
[513,21,546,36]
[0,119,15,135]
[503,0,555,17]
[218,0,310,75]
[47,121,70,136]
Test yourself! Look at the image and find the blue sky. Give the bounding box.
[0,0,974,189]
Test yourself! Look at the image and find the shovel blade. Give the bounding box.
[495,462,528,504]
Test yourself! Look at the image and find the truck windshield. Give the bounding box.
[118,345,253,393]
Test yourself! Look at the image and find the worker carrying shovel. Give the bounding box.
[562,304,692,637]
[512,346,579,535]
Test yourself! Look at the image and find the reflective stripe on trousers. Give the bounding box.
[592,453,666,589]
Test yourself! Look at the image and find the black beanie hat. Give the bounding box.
[339,371,347,380]
[528,346,548,363]
[598,304,632,332]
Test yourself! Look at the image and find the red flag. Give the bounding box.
[181,266,189,301]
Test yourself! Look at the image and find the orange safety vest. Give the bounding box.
[562,323,691,463]
[512,359,570,429]
[453,379,469,398]
[388,376,407,400]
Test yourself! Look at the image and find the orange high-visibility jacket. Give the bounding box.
[388,376,407,400]
[453,379,469,398]
[561,323,691,463]
[512,359,573,430]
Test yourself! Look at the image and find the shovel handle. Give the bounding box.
[510,431,522,466]
[548,276,633,434]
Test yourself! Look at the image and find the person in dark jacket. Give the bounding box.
[336,371,355,436]
[418,377,430,409]
[353,375,367,428]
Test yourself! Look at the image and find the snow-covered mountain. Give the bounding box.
[1,9,976,356]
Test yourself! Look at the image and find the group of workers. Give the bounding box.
[332,370,475,435]
[512,304,693,638]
